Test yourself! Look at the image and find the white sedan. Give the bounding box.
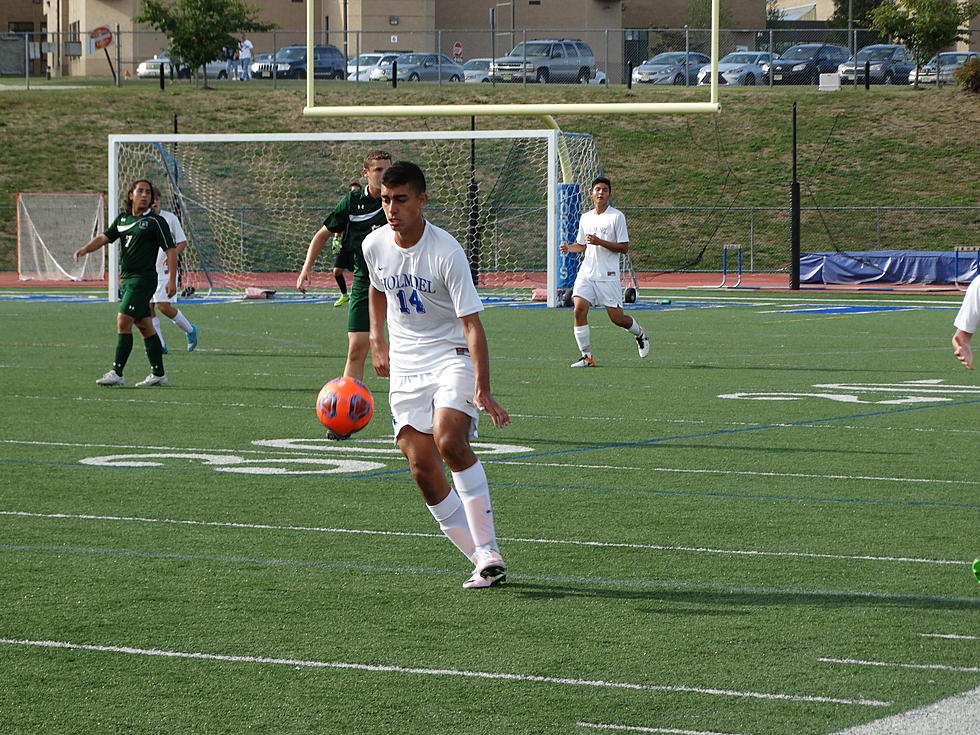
[697,51,776,86]
[136,54,228,80]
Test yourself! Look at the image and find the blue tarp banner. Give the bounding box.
[557,183,582,290]
[801,250,979,285]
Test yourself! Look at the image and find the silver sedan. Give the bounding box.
[370,53,465,82]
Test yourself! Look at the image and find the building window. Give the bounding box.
[389,16,399,25]
[529,1,541,5]
[68,21,80,43]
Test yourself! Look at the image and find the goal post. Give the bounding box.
[107,130,604,306]
[16,192,105,281]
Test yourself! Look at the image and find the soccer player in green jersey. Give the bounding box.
[297,151,391,437]
[73,179,177,387]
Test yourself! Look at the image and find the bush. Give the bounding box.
[953,57,980,92]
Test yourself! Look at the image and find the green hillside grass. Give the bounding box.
[2,79,978,270]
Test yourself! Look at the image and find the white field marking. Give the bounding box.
[919,633,979,641]
[819,658,980,674]
[5,439,975,486]
[0,638,891,707]
[252,438,534,455]
[577,722,755,735]
[77,453,385,476]
[0,510,968,567]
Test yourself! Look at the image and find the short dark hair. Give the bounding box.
[363,150,392,169]
[590,176,612,192]
[382,161,427,194]
[348,181,362,190]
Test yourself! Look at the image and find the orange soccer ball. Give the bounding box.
[315,377,374,436]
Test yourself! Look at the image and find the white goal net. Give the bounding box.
[17,192,105,281]
[108,131,602,305]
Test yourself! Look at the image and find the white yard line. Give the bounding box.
[0,638,891,707]
[577,723,755,735]
[820,658,980,674]
[0,510,968,567]
[919,633,979,641]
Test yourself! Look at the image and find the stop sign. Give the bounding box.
[452,41,462,58]
[90,26,112,50]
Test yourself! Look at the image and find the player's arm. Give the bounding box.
[164,247,178,298]
[73,233,110,261]
[952,329,974,370]
[368,285,390,377]
[460,313,510,428]
[296,226,333,292]
[559,241,586,254]
[584,234,629,253]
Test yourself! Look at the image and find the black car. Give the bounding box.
[838,44,915,85]
[767,43,850,85]
[252,45,345,80]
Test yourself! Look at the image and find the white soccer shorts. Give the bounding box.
[572,277,622,308]
[151,267,177,304]
[389,355,479,443]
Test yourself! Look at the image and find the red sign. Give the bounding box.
[452,41,462,57]
[90,26,113,50]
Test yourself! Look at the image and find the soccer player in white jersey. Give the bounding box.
[952,277,978,370]
[560,177,649,367]
[363,161,511,590]
[150,196,199,353]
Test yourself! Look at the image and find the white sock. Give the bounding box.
[151,317,166,350]
[573,325,591,354]
[627,318,645,337]
[170,310,193,334]
[451,461,498,554]
[427,491,475,561]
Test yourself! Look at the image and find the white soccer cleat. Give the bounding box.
[96,370,125,386]
[636,330,650,358]
[473,548,506,579]
[462,569,506,589]
[570,355,596,368]
[135,374,169,387]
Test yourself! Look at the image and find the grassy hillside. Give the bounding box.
[2,79,978,271]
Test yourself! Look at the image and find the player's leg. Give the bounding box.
[343,271,371,382]
[570,283,597,367]
[432,361,505,583]
[332,250,353,307]
[129,281,167,386]
[157,300,199,351]
[602,286,649,358]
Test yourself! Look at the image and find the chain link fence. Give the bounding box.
[3,27,976,86]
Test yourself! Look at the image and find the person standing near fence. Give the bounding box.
[72,179,175,387]
[149,195,199,353]
[238,34,253,81]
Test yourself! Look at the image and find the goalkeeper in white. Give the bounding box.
[363,161,510,590]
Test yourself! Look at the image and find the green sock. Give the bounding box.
[144,333,165,377]
[113,333,134,375]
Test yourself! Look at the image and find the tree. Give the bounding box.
[869,0,980,85]
[136,0,275,86]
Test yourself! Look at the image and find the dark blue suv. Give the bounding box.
[253,45,345,80]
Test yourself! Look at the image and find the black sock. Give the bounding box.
[113,333,134,375]
[335,273,347,295]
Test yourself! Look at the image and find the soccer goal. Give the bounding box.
[108,130,603,305]
[17,193,105,281]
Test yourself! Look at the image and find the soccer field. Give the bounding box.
[1,289,978,734]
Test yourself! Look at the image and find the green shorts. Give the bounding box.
[119,276,155,321]
[347,270,370,333]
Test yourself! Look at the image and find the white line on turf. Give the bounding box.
[919,633,979,641]
[819,658,980,673]
[577,722,755,735]
[0,510,968,566]
[4,439,976,485]
[0,638,891,706]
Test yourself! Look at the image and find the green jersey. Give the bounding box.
[104,210,176,279]
[324,187,387,274]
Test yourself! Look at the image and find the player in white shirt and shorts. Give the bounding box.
[363,161,510,590]
[560,177,649,367]
[150,197,199,353]
[952,276,978,371]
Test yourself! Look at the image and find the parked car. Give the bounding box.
[370,53,464,82]
[697,51,775,86]
[632,52,710,85]
[838,44,915,85]
[248,53,273,77]
[590,69,608,85]
[909,51,980,85]
[463,58,492,83]
[347,52,400,81]
[252,45,345,80]
[136,54,228,80]
[489,39,596,84]
[765,43,850,84]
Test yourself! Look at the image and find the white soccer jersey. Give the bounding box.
[155,209,186,273]
[363,220,484,375]
[575,205,629,281]
[954,277,980,334]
